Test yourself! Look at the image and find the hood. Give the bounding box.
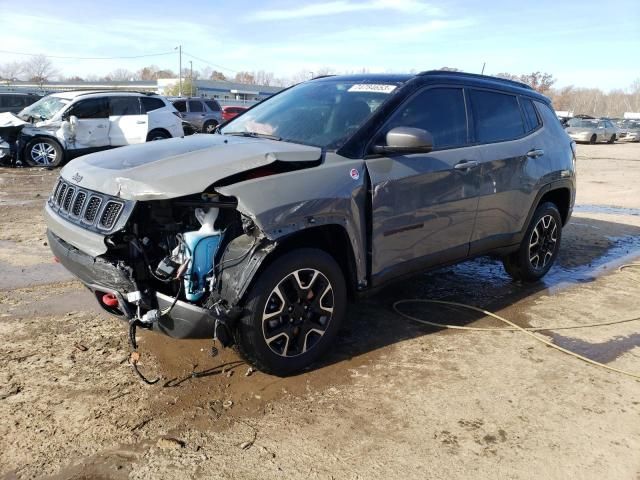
[60,134,322,201]
[0,112,28,131]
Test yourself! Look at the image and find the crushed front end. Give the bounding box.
[45,175,266,342]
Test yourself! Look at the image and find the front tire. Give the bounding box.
[502,202,562,282]
[607,134,616,144]
[234,248,346,376]
[24,137,63,167]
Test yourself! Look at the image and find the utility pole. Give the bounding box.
[189,60,193,96]
[177,45,183,97]
[481,62,486,75]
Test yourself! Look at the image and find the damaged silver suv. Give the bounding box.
[45,72,576,375]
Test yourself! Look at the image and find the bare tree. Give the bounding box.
[0,61,25,80]
[23,55,58,88]
[106,68,138,82]
[234,71,255,84]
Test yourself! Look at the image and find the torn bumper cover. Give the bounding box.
[47,229,226,339]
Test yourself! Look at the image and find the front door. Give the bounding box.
[108,97,148,146]
[366,87,480,285]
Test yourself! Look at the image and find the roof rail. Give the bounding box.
[417,70,533,90]
[72,90,158,97]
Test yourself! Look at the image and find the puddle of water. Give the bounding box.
[573,204,640,216]
[0,259,74,290]
[546,332,640,364]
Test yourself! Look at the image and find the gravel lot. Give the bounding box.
[1,143,639,480]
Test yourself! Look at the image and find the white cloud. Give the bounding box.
[247,0,441,22]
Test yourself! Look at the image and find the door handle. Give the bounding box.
[136,120,147,124]
[454,160,479,170]
[527,149,545,158]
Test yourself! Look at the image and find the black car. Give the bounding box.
[0,92,41,114]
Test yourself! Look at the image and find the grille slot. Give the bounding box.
[62,187,75,211]
[84,196,102,223]
[72,191,86,216]
[98,201,123,229]
[52,180,62,204]
[56,183,67,206]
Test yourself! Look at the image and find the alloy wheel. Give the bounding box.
[30,142,57,166]
[528,214,558,270]
[262,268,334,357]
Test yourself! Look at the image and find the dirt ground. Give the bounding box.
[1,143,639,480]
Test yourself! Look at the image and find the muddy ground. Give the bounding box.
[1,143,639,480]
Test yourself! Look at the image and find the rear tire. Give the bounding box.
[234,248,346,376]
[203,120,218,134]
[146,129,171,141]
[502,202,562,282]
[589,134,597,144]
[24,137,63,167]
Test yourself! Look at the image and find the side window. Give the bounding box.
[384,87,467,149]
[109,97,141,116]
[140,97,165,113]
[173,100,186,113]
[188,100,204,113]
[205,100,221,112]
[468,89,525,143]
[69,98,109,119]
[2,95,24,108]
[521,98,541,133]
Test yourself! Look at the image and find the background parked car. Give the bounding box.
[618,120,640,142]
[169,97,222,133]
[0,90,183,167]
[0,92,41,114]
[221,105,248,122]
[565,118,618,144]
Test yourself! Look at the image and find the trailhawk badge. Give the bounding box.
[350,168,360,180]
[71,172,83,183]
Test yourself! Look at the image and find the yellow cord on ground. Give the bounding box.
[393,299,640,380]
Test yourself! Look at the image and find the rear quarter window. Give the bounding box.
[469,89,525,143]
[521,98,541,132]
[141,97,165,112]
[205,100,220,112]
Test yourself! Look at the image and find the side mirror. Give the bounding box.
[69,115,78,126]
[372,127,433,155]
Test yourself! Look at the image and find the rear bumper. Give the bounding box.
[47,229,219,339]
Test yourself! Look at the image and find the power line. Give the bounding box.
[0,49,176,60]
[182,52,238,74]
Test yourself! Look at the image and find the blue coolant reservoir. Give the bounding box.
[182,208,221,302]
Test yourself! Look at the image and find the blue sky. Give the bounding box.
[0,0,638,90]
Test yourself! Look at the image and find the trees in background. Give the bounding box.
[1,56,639,116]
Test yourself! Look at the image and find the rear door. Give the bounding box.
[467,89,545,253]
[67,98,110,149]
[366,86,480,284]
[185,100,206,130]
[108,96,147,146]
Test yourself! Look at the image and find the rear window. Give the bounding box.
[141,97,165,112]
[469,89,525,143]
[521,98,541,132]
[188,100,204,113]
[173,100,186,113]
[205,100,220,112]
[109,97,141,116]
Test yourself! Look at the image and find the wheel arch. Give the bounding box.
[20,133,66,164]
[146,128,171,140]
[538,187,571,225]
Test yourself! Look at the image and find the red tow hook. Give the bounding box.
[102,293,119,308]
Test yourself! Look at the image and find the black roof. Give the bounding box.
[312,71,547,102]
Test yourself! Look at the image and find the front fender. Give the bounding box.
[216,153,369,287]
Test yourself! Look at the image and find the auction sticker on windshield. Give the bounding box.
[347,84,397,94]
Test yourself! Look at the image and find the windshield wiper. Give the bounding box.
[224,131,282,141]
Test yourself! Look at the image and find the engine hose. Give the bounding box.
[393,299,640,380]
[128,319,159,385]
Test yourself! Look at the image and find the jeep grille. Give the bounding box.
[48,178,133,234]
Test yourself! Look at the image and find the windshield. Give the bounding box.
[19,96,70,121]
[221,80,402,149]
[567,118,597,128]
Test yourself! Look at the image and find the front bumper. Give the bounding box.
[47,229,220,339]
[568,133,592,142]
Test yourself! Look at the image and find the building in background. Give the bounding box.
[0,78,282,107]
